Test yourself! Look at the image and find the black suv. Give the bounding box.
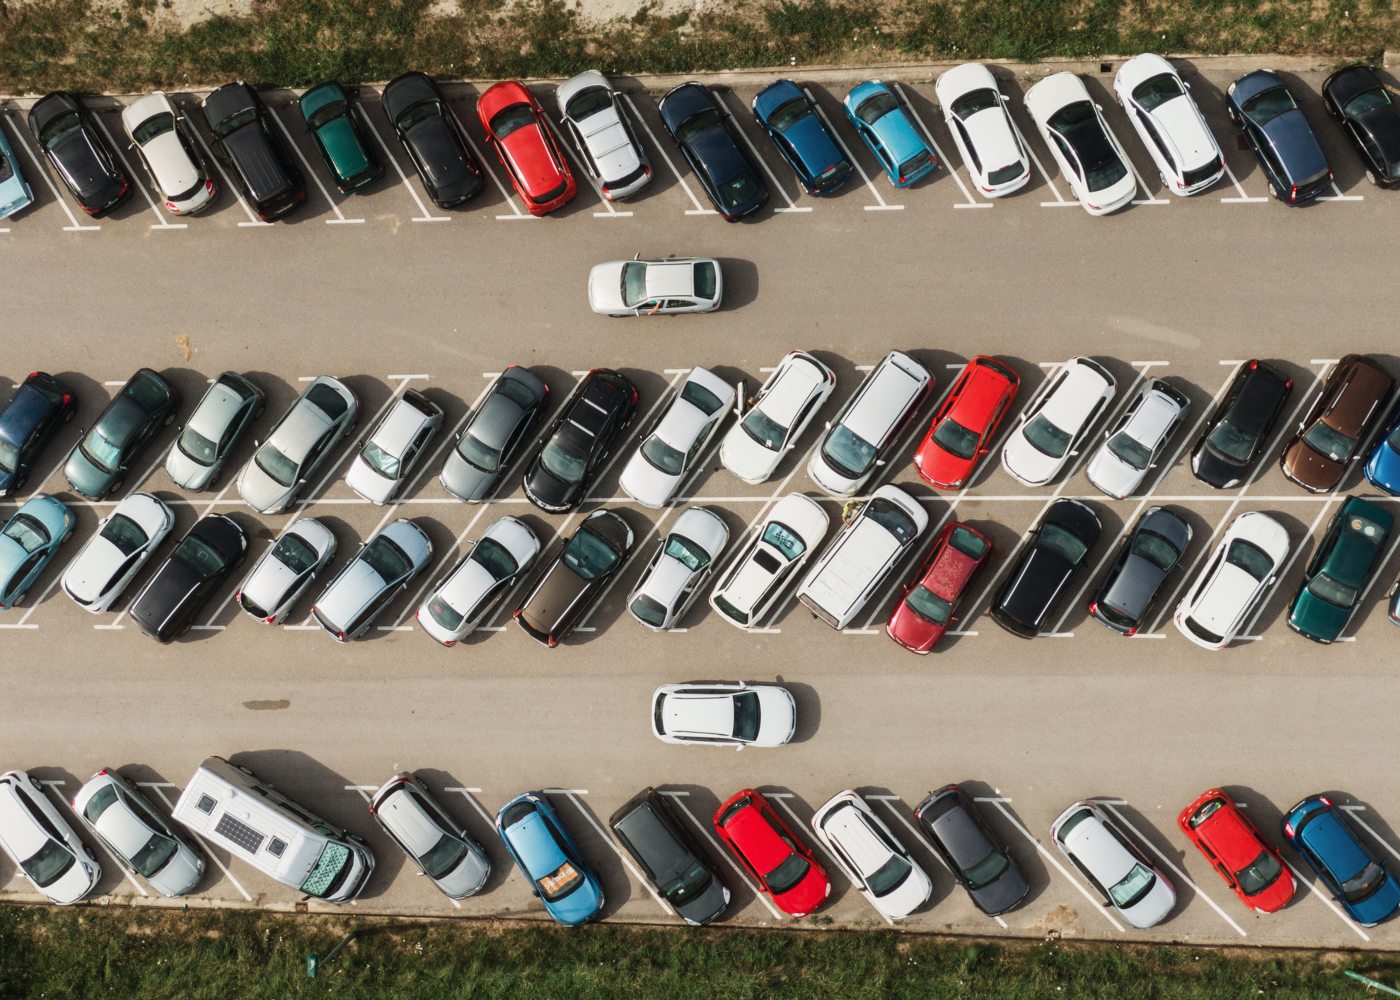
[202,82,306,221]
[609,787,729,926]
[1191,360,1293,489]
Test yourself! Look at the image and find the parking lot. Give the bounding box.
[2,58,1400,949]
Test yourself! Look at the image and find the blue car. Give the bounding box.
[1226,70,1332,205]
[0,494,75,609]
[1283,795,1400,927]
[0,121,34,219]
[0,372,76,498]
[842,81,937,187]
[496,791,604,926]
[1364,406,1400,495]
[751,79,853,196]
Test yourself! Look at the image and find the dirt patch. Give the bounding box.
[1028,903,1084,939]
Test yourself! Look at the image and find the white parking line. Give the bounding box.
[1219,161,1268,203]
[445,787,494,826]
[1280,856,1370,942]
[91,114,187,229]
[891,83,987,210]
[1006,114,1069,207]
[1318,179,1363,202]
[541,113,630,218]
[3,113,99,231]
[556,790,672,916]
[147,785,253,902]
[717,90,810,214]
[354,99,450,223]
[802,88,902,211]
[618,92,715,216]
[660,790,785,920]
[268,109,363,225]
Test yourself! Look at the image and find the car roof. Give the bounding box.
[820,801,894,876]
[721,797,790,871]
[643,261,699,300]
[370,397,434,454]
[1298,808,1370,879]
[1058,806,1133,883]
[1194,798,1267,871]
[663,690,735,738]
[376,784,448,854]
[0,779,52,857]
[758,354,829,424]
[927,796,992,867]
[504,805,567,878]
[838,356,926,441]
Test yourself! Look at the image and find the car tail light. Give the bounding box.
[337,630,346,641]
[1328,168,1335,181]
[444,639,456,647]
[1087,202,1101,211]
[1248,360,1258,371]
[62,393,72,405]
[1176,179,1187,190]
[165,200,178,212]
[1320,796,1333,807]
[1125,626,1138,636]
[98,769,107,776]
[81,203,98,216]
[1288,184,1298,201]
[205,180,215,194]
[263,615,276,624]
[1088,601,1099,616]
[27,372,37,380]
[600,184,610,196]
[981,185,993,193]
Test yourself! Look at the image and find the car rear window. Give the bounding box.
[490,104,536,141]
[949,526,989,560]
[1183,155,1222,186]
[565,87,612,122]
[692,262,717,300]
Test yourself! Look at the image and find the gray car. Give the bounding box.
[310,519,432,641]
[1088,506,1193,636]
[440,367,549,503]
[235,517,338,624]
[71,768,205,898]
[165,372,265,491]
[914,785,1029,917]
[237,376,358,514]
[369,773,490,899]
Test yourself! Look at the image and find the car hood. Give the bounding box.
[720,428,779,483]
[1192,445,1247,489]
[238,460,294,513]
[62,536,128,604]
[165,446,215,490]
[64,446,118,498]
[523,457,582,511]
[1122,875,1176,929]
[1002,433,1063,486]
[1289,585,1352,641]
[971,858,1031,915]
[1262,110,1329,179]
[440,449,496,502]
[997,548,1074,630]
[148,846,203,896]
[587,262,627,312]
[346,459,395,504]
[1284,436,1346,490]
[1085,449,1140,498]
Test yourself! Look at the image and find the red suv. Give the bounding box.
[886,522,992,653]
[913,355,1019,489]
[713,789,830,917]
[477,81,577,216]
[1177,788,1295,913]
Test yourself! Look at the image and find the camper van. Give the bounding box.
[172,756,374,903]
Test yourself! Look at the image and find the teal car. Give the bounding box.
[1287,496,1393,643]
[0,121,34,219]
[0,494,74,609]
[299,82,383,193]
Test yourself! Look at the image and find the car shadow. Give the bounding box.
[716,257,759,311]
[1100,799,1194,925]
[541,790,634,920]
[777,678,821,743]
[1223,784,1308,913]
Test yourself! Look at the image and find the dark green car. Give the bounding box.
[1287,496,1393,643]
[63,369,180,499]
[299,81,383,193]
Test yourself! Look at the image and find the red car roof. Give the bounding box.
[1179,789,1294,912]
[478,81,573,204]
[916,357,1017,487]
[715,790,829,915]
[886,523,990,652]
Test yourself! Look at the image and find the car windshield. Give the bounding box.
[565,86,613,122]
[539,859,585,901]
[540,434,588,485]
[38,111,81,146]
[174,533,231,576]
[741,408,788,452]
[1302,421,1356,462]
[768,96,811,132]
[1132,73,1184,113]
[662,861,715,906]
[1050,102,1127,191]
[855,92,898,125]
[1224,538,1273,581]
[1344,86,1392,118]
[1234,849,1283,897]
[821,426,877,479]
[1022,414,1072,459]
[718,170,761,211]
[101,513,150,556]
[132,112,176,145]
[965,848,1011,889]
[675,107,722,144]
[489,104,537,141]
[1108,863,1157,909]
[932,417,979,460]
[358,440,401,481]
[867,853,913,896]
[299,842,351,897]
[621,262,649,308]
[1342,860,1388,903]
[951,88,999,119]
[471,536,519,579]
[130,832,179,878]
[630,594,668,627]
[761,521,807,561]
[1308,571,1358,609]
[213,107,258,138]
[455,430,501,473]
[254,444,300,487]
[1206,418,1258,463]
[640,434,685,476]
[680,379,723,415]
[765,853,811,895]
[0,439,17,473]
[419,834,469,879]
[177,426,218,466]
[81,784,119,823]
[362,535,413,581]
[1039,523,1088,564]
[21,839,74,888]
[562,525,621,581]
[1242,86,1297,126]
[950,526,989,559]
[664,533,711,573]
[308,100,347,129]
[867,497,919,543]
[80,425,124,473]
[693,262,718,299]
[1107,429,1153,471]
[272,533,319,574]
[905,585,952,625]
[732,691,760,741]
[1132,530,1182,572]
[4,514,50,553]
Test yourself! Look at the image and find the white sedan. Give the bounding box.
[588,255,722,316]
[235,517,338,624]
[811,790,932,920]
[709,492,828,630]
[417,516,540,646]
[1025,72,1137,215]
[121,91,216,215]
[1175,511,1290,650]
[649,681,797,747]
[720,351,836,485]
[1113,54,1224,196]
[935,62,1030,197]
[1086,379,1189,499]
[61,492,174,613]
[620,367,735,508]
[1002,357,1116,487]
[626,506,729,631]
[345,389,444,505]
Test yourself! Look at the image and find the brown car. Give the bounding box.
[1279,354,1394,493]
[512,509,634,647]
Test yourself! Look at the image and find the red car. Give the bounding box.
[1177,789,1295,913]
[913,355,1020,489]
[886,522,992,653]
[713,788,830,917]
[477,81,577,216]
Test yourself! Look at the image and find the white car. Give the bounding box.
[934,62,1030,197]
[811,790,932,920]
[1113,54,1224,196]
[556,70,651,200]
[720,352,836,485]
[235,517,338,624]
[120,91,216,215]
[0,770,100,905]
[1174,511,1290,650]
[238,376,358,515]
[1001,357,1117,486]
[345,389,444,505]
[417,515,540,646]
[620,367,735,508]
[709,492,828,630]
[369,773,491,899]
[1086,379,1190,499]
[61,491,174,613]
[649,681,796,748]
[587,255,723,317]
[626,506,730,631]
[1025,72,1137,215]
[72,769,205,898]
[1051,800,1176,929]
[808,351,930,496]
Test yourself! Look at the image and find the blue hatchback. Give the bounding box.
[1364,407,1400,495]
[0,372,76,498]
[1283,795,1400,927]
[752,79,853,196]
[0,494,75,609]
[496,791,604,926]
[842,81,937,187]
[0,121,34,219]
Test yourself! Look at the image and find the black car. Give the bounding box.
[513,509,633,647]
[1088,506,1192,636]
[1226,70,1332,204]
[914,785,1029,917]
[202,82,306,221]
[27,92,131,216]
[658,82,768,222]
[1322,65,1400,189]
[0,373,76,497]
[128,514,247,643]
[990,498,1102,638]
[1191,360,1293,489]
[609,787,729,926]
[382,72,484,209]
[522,369,639,513]
[63,368,180,500]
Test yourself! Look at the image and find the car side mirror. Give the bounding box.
[632,251,641,260]
[875,459,886,467]
[824,421,832,429]
[735,745,745,753]
[1070,450,1080,457]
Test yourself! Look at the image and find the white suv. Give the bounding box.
[1002,357,1116,487]
[811,790,932,920]
[1113,54,1225,196]
[1051,800,1176,929]
[709,493,828,630]
[0,770,100,905]
[808,351,931,496]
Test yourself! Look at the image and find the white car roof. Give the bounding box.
[757,353,830,427]
[715,494,827,615]
[376,786,444,855]
[1057,805,1134,887]
[1042,359,1113,428]
[663,691,740,738]
[821,800,897,879]
[268,399,333,461]
[122,92,200,197]
[838,353,928,443]
[187,380,248,440]
[369,398,432,456]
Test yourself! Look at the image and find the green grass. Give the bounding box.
[0,0,1394,94]
[2,905,1400,1000]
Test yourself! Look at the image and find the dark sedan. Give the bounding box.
[128,514,247,643]
[382,72,484,209]
[64,368,180,500]
[658,82,768,221]
[1322,65,1400,188]
[1191,360,1293,489]
[1226,70,1332,204]
[751,79,853,196]
[609,787,729,926]
[990,498,1101,638]
[1088,506,1192,636]
[28,92,130,216]
[914,785,1029,917]
[522,369,638,513]
[513,509,633,647]
[1288,496,1392,644]
[0,373,76,497]
[440,366,549,502]
[202,82,306,221]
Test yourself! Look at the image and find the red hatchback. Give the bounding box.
[477,81,577,216]
[914,355,1020,489]
[1178,789,1295,913]
[713,789,830,917]
[886,522,992,653]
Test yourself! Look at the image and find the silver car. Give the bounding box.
[345,388,444,505]
[620,367,735,508]
[369,772,491,899]
[71,768,205,898]
[165,372,264,491]
[556,70,651,200]
[1050,800,1176,929]
[649,681,797,748]
[626,506,729,630]
[235,517,338,624]
[311,519,432,642]
[1086,379,1189,500]
[440,367,550,503]
[237,376,358,514]
[417,516,540,646]
[0,770,100,905]
[61,491,175,613]
[587,255,723,317]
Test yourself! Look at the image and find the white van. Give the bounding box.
[796,484,928,629]
[172,756,374,903]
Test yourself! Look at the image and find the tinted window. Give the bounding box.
[1224,538,1273,581]
[679,379,723,415]
[565,87,613,122]
[1022,414,1071,459]
[760,521,807,561]
[1132,530,1182,572]
[173,533,231,576]
[854,92,898,125]
[3,514,50,553]
[932,417,979,460]
[271,533,319,574]
[1131,73,1184,113]
[1038,522,1088,564]
[1242,86,1297,126]
[489,104,537,141]
[950,88,999,120]
[949,526,989,559]
[133,112,176,145]
[675,107,722,144]
[767,97,811,132]
[360,535,412,581]
[561,525,622,581]
[471,537,519,579]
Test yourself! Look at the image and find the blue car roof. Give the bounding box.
[847,82,926,163]
[0,384,55,448]
[1262,109,1329,182]
[501,798,601,923]
[1299,808,1371,881]
[753,79,803,119]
